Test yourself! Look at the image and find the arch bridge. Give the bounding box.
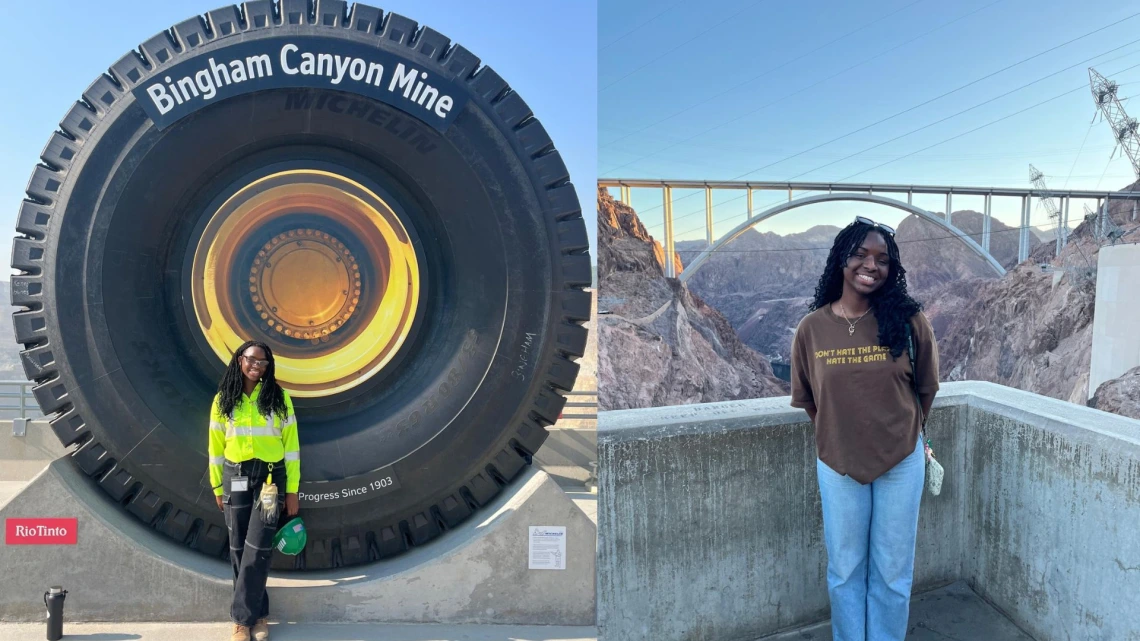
[598,179,1140,281]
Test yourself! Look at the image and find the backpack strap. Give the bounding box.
[906,321,928,439]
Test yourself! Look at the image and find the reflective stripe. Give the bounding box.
[283,451,300,461]
[209,421,225,432]
[230,427,281,438]
[213,385,295,466]
[209,456,225,465]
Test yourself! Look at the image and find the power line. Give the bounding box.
[661,80,1130,238]
[600,0,928,149]
[602,0,1006,174]
[1062,123,1095,189]
[609,124,1120,159]
[600,0,775,92]
[787,46,1140,182]
[833,61,1140,182]
[612,52,1140,228]
[644,58,1140,232]
[626,53,1140,233]
[746,36,1140,183]
[599,0,688,51]
[1095,155,1115,190]
[605,10,1140,209]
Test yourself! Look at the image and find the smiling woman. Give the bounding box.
[791,218,939,641]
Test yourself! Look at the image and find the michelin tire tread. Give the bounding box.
[11,0,589,570]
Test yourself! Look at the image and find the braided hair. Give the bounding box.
[809,220,922,358]
[216,340,288,421]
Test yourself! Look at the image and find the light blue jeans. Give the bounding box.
[816,438,925,641]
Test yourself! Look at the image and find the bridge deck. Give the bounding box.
[600,178,1140,200]
[600,178,1140,279]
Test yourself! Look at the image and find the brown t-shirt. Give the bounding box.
[790,305,939,484]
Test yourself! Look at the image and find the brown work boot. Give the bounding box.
[252,618,270,641]
[231,623,251,641]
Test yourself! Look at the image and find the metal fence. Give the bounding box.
[560,390,597,422]
[0,379,42,420]
[0,381,595,424]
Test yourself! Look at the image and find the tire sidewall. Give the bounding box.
[25,10,580,566]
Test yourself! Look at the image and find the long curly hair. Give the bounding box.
[216,340,288,421]
[809,220,922,358]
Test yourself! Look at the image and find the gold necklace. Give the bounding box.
[838,302,870,336]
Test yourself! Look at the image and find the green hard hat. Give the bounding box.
[273,517,307,556]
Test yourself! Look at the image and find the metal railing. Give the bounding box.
[560,390,597,422]
[0,379,42,420]
[2,378,597,424]
[0,381,594,426]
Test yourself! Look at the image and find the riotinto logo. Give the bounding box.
[14,525,69,537]
[133,37,467,132]
[5,518,78,545]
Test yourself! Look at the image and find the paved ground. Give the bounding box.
[0,480,26,507]
[0,623,597,640]
[761,581,1035,640]
[0,582,1028,641]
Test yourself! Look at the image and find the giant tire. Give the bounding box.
[11,1,589,570]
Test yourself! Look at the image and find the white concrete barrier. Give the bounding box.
[598,381,1140,641]
[0,420,66,482]
[0,462,595,624]
[1089,242,1140,399]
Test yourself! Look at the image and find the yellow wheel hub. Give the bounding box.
[252,229,360,340]
[190,169,421,397]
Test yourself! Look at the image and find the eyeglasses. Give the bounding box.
[241,356,270,368]
[855,216,895,236]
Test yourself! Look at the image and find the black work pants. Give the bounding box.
[222,458,285,626]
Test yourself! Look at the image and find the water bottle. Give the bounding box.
[44,586,66,641]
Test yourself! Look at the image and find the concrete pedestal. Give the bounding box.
[1089,242,1140,399]
[0,460,595,625]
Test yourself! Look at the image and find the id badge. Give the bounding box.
[231,476,249,492]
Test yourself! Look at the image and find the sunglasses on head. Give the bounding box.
[855,216,895,236]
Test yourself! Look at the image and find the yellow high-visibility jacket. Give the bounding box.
[207,383,300,496]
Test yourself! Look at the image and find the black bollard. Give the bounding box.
[44,586,66,641]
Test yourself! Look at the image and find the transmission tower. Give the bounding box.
[1084,202,1125,244]
[1089,67,1140,180]
[1029,164,1064,254]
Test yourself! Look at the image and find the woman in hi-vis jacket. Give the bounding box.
[208,340,300,641]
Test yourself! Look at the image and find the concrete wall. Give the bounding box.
[0,420,66,482]
[597,382,1140,641]
[964,387,1140,641]
[1089,242,1140,399]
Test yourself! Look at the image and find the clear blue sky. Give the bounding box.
[0,0,597,277]
[600,0,1140,242]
